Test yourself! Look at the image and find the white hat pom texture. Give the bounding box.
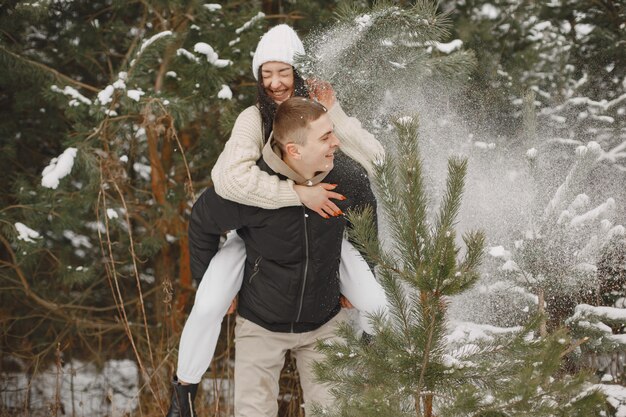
[252,24,305,80]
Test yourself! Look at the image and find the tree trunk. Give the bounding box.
[424,393,433,417]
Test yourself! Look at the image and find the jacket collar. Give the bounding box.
[262,133,330,186]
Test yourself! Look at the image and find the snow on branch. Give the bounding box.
[203,4,221,12]
[15,222,42,243]
[97,85,115,105]
[542,142,602,222]
[595,384,626,416]
[569,304,626,324]
[600,140,626,164]
[96,73,127,106]
[607,225,625,240]
[561,93,626,113]
[138,31,172,55]
[569,198,615,228]
[446,320,523,345]
[176,48,199,63]
[51,85,92,106]
[235,12,265,35]
[193,43,232,67]
[217,85,232,99]
[428,39,463,54]
[127,89,145,101]
[41,147,78,189]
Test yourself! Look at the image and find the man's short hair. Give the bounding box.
[273,97,327,147]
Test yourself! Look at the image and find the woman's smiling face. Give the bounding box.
[261,61,295,104]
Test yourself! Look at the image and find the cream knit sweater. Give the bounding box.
[211,102,385,209]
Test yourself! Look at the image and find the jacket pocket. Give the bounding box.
[249,256,262,284]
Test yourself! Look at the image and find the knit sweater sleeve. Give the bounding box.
[328,102,385,177]
[211,106,301,208]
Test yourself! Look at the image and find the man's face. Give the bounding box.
[261,62,295,104]
[297,114,340,174]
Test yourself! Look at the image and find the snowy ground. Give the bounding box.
[3,324,626,416]
[2,360,139,417]
[1,359,234,416]
[600,383,626,417]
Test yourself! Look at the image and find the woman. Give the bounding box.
[167,24,387,417]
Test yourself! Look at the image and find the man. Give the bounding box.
[183,97,376,416]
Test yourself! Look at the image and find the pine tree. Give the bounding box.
[0,1,267,414]
[446,0,626,171]
[2,1,367,414]
[313,113,606,417]
[475,100,626,414]
[312,112,485,416]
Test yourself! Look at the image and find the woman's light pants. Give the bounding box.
[176,231,387,384]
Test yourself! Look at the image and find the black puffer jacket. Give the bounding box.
[189,152,376,333]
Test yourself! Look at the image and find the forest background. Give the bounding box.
[1,0,625,416]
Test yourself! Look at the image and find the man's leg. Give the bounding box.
[292,310,348,415]
[177,231,245,384]
[234,316,291,417]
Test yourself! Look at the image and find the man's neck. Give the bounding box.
[262,138,329,186]
[283,157,315,180]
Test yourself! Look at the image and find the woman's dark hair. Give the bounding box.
[257,66,309,143]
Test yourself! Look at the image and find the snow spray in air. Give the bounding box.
[299,5,624,328]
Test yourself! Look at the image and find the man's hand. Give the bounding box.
[340,295,354,309]
[294,183,345,219]
[226,296,237,315]
[307,78,336,109]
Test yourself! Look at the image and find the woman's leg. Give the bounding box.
[338,238,388,334]
[176,231,246,383]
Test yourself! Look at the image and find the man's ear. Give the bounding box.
[284,143,302,160]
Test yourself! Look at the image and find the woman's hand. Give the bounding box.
[294,183,345,219]
[340,295,354,309]
[307,78,336,109]
[226,296,237,315]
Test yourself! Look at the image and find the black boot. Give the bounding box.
[166,377,198,417]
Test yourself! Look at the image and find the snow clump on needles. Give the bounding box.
[41,147,78,189]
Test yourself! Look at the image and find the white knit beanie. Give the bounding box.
[252,24,305,80]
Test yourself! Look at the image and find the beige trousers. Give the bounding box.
[234,310,347,417]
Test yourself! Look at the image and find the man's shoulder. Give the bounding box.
[326,152,374,211]
[194,186,221,207]
[194,186,239,210]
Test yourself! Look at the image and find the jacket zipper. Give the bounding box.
[294,207,310,329]
[249,256,262,284]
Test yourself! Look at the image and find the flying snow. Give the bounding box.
[526,148,538,159]
[488,246,511,259]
